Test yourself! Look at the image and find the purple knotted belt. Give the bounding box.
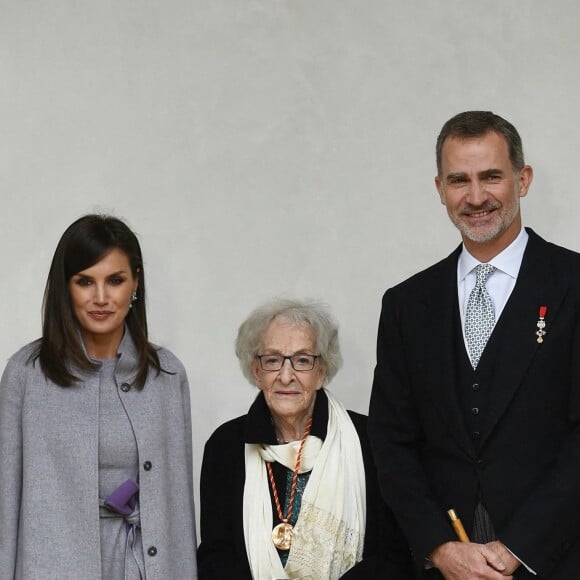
[99,479,144,580]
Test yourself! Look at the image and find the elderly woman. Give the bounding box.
[197,299,412,579]
[0,215,197,579]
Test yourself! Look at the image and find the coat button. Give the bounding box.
[471,407,479,415]
[143,461,152,471]
[120,383,131,392]
[472,383,480,391]
[147,546,157,557]
[472,431,481,439]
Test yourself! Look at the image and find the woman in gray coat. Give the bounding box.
[0,215,198,580]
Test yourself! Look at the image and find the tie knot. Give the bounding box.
[475,263,495,287]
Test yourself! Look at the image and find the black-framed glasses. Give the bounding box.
[256,354,321,372]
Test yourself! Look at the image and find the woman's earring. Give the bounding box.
[129,292,138,308]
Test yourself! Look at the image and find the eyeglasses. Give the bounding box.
[256,354,321,372]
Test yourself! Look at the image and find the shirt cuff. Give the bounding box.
[505,546,536,575]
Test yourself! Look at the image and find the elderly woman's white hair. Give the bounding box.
[235,298,343,386]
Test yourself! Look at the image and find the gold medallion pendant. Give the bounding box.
[271,522,293,550]
[266,418,313,551]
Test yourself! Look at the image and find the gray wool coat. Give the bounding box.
[0,332,198,580]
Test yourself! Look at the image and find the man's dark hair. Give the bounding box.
[436,111,525,176]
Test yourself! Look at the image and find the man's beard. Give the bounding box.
[450,198,519,243]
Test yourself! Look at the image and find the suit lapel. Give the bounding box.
[420,247,478,458]
[478,231,566,448]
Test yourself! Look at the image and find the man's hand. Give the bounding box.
[429,541,514,579]
[485,540,521,575]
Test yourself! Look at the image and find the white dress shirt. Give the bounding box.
[457,227,529,363]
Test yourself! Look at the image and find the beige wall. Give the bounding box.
[2,0,580,529]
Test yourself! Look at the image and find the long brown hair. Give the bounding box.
[36,214,161,388]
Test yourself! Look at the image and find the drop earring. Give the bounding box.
[129,292,137,308]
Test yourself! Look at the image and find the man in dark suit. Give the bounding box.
[368,111,580,579]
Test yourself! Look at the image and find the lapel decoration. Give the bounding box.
[536,305,548,343]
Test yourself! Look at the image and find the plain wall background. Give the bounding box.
[2,0,580,533]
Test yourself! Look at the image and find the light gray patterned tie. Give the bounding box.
[465,264,496,368]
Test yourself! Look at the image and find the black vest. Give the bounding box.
[454,306,502,453]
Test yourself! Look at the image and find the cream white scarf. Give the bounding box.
[243,390,366,580]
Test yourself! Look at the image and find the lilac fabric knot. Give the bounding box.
[100,479,144,579]
[104,479,139,516]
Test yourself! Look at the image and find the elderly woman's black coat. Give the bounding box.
[197,389,413,579]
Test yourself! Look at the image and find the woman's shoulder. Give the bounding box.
[346,409,368,436]
[202,414,248,465]
[207,414,248,444]
[345,409,373,455]
[346,409,367,425]
[4,339,41,369]
[11,338,41,358]
[151,344,187,374]
[1,339,42,387]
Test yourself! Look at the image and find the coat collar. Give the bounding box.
[420,229,567,453]
[478,229,565,446]
[418,245,473,455]
[71,324,139,385]
[114,327,140,385]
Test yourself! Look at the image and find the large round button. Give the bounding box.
[147,546,157,557]
[472,431,481,439]
[143,461,152,471]
[120,383,131,393]
[471,407,479,415]
[472,383,480,391]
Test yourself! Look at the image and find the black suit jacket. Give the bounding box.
[198,389,413,579]
[368,229,580,579]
